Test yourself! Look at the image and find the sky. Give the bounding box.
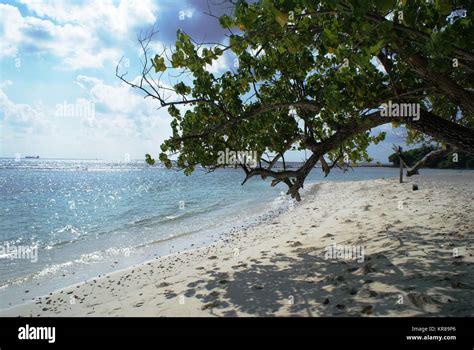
[0,0,407,162]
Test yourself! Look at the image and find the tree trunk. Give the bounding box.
[409,110,474,153]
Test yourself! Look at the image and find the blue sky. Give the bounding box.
[0,0,406,162]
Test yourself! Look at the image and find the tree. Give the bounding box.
[117,0,474,201]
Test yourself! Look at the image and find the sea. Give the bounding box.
[0,158,469,309]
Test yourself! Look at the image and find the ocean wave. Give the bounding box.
[35,261,74,278]
[34,224,86,251]
[133,228,203,250]
[56,224,81,235]
[6,246,135,287]
[131,200,225,228]
[72,247,133,265]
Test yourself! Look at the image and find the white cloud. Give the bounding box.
[206,54,229,74]
[77,75,155,114]
[0,4,25,56]
[0,80,13,89]
[0,86,52,132]
[0,1,209,158]
[0,1,158,69]
[0,74,173,159]
[75,74,172,141]
[18,0,157,36]
[0,73,172,140]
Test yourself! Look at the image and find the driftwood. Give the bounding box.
[392,145,454,177]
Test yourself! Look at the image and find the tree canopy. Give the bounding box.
[117,0,474,200]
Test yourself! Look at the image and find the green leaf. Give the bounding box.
[174,82,190,95]
[229,35,245,55]
[275,11,288,27]
[159,153,172,168]
[152,55,166,72]
[219,15,233,28]
[145,154,155,166]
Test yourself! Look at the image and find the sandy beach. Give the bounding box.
[2,173,473,317]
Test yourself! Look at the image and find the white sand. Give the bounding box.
[2,173,473,317]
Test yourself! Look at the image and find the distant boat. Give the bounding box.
[25,156,39,159]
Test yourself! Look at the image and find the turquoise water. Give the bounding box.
[0,158,469,309]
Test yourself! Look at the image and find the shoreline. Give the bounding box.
[1,174,473,317]
[0,187,291,311]
[0,179,308,314]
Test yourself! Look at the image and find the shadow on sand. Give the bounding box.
[181,225,473,316]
